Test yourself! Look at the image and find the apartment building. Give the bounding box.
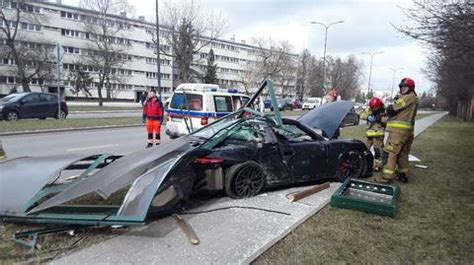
[0,1,297,101]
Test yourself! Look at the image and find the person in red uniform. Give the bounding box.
[143,89,164,148]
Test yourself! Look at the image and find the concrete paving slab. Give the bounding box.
[52,183,340,265]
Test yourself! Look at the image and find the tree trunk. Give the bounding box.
[106,76,111,100]
[97,84,103,107]
[21,80,31,92]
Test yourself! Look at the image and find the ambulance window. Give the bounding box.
[214,96,233,112]
[241,97,250,105]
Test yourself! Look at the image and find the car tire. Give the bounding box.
[55,109,67,119]
[224,161,266,199]
[335,150,365,182]
[39,117,46,120]
[5,111,19,121]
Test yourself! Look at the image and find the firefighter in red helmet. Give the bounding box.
[375,77,418,183]
[360,97,386,171]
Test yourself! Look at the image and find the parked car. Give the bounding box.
[341,107,360,126]
[0,92,68,121]
[302,97,322,110]
[263,99,272,109]
[271,98,294,111]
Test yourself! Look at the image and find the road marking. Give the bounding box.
[66,144,119,152]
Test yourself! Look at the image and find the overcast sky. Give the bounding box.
[63,0,431,95]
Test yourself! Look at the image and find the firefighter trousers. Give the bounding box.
[365,136,385,170]
[382,131,414,180]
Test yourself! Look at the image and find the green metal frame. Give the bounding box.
[330,178,401,217]
[21,154,113,213]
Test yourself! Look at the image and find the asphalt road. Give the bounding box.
[1,126,171,159]
[1,113,358,159]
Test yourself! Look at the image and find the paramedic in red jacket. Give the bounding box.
[143,89,164,148]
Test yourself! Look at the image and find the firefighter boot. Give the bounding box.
[395,173,409,183]
[373,159,383,172]
[146,143,153,148]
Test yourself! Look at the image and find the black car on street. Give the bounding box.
[0,92,68,121]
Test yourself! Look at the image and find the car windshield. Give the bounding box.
[277,99,286,104]
[191,112,241,140]
[0,94,24,103]
[307,98,317,103]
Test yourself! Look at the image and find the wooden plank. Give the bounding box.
[287,182,330,202]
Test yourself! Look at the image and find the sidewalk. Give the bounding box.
[52,112,448,264]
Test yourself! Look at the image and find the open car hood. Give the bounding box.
[297,101,354,139]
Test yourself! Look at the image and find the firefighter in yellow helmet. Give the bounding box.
[360,97,386,172]
[375,77,418,183]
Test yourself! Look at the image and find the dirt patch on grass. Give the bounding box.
[254,116,474,264]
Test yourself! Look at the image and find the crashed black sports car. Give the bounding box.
[0,80,372,226]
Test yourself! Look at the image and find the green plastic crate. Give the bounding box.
[331,178,401,217]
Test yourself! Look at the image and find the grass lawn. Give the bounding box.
[68,106,141,112]
[254,116,474,264]
[0,117,141,133]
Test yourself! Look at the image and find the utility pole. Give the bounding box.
[310,20,344,94]
[155,0,162,100]
[389,67,404,99]
[361,51,384,95]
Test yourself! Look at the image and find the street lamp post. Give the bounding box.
[361,51,384,95]
[389,67,404,99]
[155,0,162,100]
[310,20,344,94]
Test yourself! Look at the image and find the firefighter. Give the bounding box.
[360,97,386,171]
[375,77,418,183]
[143,89,164,148]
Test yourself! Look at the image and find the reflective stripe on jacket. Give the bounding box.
[386,91,418,133]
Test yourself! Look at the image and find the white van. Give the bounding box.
[165,83,250,138]
[302,97,322,110]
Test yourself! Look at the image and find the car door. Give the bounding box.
[19,94,42,118]
[272,123,328,182]
[39,94,57,117]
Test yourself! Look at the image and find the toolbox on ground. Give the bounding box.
[330,178,400,217]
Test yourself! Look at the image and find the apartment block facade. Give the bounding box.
[0,1,297,101]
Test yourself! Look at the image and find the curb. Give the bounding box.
[0,124,143,137]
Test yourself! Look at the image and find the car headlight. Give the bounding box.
[0,105,4,111]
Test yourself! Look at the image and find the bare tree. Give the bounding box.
[79,0,132,106]
[306,56,324,97]
[277,56,297,98]
[0,1,54,93]
[326,55,363,99]
[238,61,260,94]
[150,0,226,85]
[295,49,311,100]
[251,38,294,80]
[395,0,474,117]
[66,61,93,97]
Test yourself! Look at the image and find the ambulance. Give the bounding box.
[165,83,250,138]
